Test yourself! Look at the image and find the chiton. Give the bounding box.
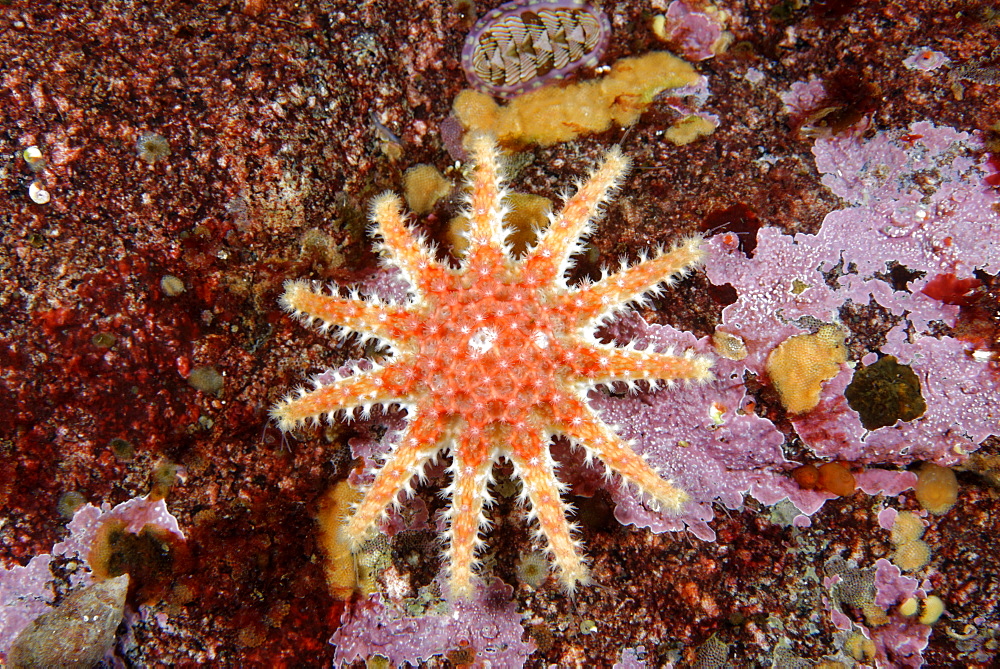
[461,0,611,99]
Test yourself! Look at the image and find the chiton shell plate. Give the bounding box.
[461,0,611,99]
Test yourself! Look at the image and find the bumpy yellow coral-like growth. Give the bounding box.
[453,51,700,147]
[766,324,847,414]
[403,163,453,215]
[273,134,711,598]
[316,479,363,600]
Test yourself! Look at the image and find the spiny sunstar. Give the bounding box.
[272,134,712,598]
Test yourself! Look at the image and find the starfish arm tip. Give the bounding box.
[369,190,402,218]
[269,400,300,432]
[650,482,689,513]
[278,278,309,311]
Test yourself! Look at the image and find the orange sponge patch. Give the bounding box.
[817,462,856,496]
[915,462,959,515]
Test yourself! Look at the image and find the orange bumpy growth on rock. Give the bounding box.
[914,462,959,514]
[272,134,712,598]
[766,324,847,414]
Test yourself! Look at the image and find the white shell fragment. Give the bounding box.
[28,181,50,204]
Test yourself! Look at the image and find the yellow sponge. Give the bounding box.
[453,52,699,147]
[766,325,847,414]
[316,479,363,600]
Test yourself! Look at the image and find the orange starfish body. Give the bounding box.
[272,135,711,597]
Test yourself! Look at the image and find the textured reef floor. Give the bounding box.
[1,0,999,667]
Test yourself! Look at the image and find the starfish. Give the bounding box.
[272,134,712,598]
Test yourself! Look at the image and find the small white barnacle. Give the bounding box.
[136,132,171,164]
[23,145,46,171]
[28,181,50,204]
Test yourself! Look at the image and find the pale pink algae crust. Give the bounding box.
[661,0,724,62]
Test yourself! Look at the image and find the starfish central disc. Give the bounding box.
[417,274,563,427]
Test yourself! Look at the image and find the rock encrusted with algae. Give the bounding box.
[7,575,129,669]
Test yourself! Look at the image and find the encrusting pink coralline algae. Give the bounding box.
[609,121,999,535]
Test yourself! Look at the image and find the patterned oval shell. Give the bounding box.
[461,0,611,99]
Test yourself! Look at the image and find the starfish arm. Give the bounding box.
[460,133,510,263]
[442,432,495,599]
[370,193,450,297]
[523,146,630,285]
[553,395,688,513]
[509,431,589,592]
[559,237,705,327]
[343,410,443,548]
[570,344,713,386]
[280,279,415,346]
[270,362,413,431]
